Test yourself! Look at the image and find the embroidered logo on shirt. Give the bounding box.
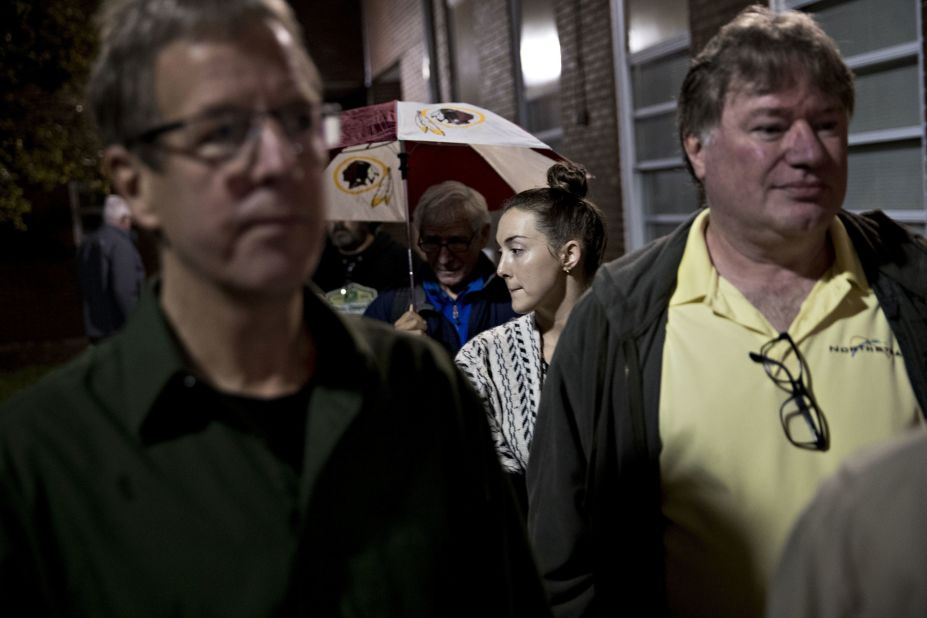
[829,336,902,358]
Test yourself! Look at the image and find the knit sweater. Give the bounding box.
[455,313,547,475]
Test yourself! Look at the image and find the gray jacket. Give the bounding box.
[78,224,145,340]
[526,210,927,618]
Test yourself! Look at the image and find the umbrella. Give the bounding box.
[323,100,563,307]
[325,100,563,222]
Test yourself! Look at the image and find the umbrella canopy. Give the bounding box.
[325,101,563,222]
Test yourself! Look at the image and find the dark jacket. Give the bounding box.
[78,224,145,340]
[526,210,927,618]
[312,232,420,294]
[363,254,517,356]
[0,284,549,617]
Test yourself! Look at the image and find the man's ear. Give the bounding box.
[560,239,582,272]
[477,222,491,248]
[102,145,161,231]
[683,133,708,181]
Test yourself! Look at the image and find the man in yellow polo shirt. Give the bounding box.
[527,6,927,618]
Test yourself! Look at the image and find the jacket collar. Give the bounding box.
[116,280,380,437]
[593,210,696,339]
[837,210,927,298]
[594,209,927,340]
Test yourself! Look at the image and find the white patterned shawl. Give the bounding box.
[455,313,546,474]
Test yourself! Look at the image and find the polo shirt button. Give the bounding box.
[183,375,197,388]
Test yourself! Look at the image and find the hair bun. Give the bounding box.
[547,162,588,198]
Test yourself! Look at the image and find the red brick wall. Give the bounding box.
[291,0,365,103]
[556,0,625,258]
[364,0,423,78]
[472,0,519,120]
[362,0,432,102]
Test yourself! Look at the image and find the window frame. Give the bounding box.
[613,0,692,250]
[782,0,927,231]
[614,0,927,249]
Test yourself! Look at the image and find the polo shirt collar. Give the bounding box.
[670,209,870,338]
[671,209,868,308]
[119,280,188,435]
[670,209,713,307]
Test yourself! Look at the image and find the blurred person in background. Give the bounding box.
[313,220,415,293]
[78,193,145,342]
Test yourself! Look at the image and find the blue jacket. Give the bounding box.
[364,255,517,356]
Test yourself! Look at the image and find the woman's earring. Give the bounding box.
[563,265,572,274]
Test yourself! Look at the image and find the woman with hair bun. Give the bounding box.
[455,161,607,511]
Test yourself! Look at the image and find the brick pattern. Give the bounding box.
[364,0,424,80]
[473,0,518,120]
[290,0,365,89]
[400,41,431,102]
[555,0,625,258]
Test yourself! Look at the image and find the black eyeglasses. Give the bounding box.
[749,332,829,451]
[125,101,320,165]
[417,232,477,255]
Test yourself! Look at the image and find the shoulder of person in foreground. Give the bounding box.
[345,315,552,616]
[840,210,927,296]
[0,348,100,605]
[525,222,689,617]
[354,314,507,452]
[524,289,612,617]
[0,348,100,450]
[767,428,927,618]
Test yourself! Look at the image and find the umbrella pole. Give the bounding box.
[398,145,416,312]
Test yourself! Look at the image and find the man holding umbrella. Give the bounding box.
[364,180,517,356]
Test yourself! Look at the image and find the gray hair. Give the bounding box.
[103,194,131,225]
[87,0,320,164]
[413,181,491,234]
[677,5,854,182]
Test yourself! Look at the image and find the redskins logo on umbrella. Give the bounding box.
[332,156,393,207]
[415,105,486,136]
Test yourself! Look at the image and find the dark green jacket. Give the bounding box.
[526,210,927,618]
[0,284,549,617]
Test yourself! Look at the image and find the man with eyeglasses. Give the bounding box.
[0,1,548,615]
[528,6,927,618]
[364,180,517,356]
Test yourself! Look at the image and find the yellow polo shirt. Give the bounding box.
[660,210,922,617]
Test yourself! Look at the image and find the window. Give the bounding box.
[785,0,926,235]
[517,0,563,149]
[616,0,926,246]
[446,0,482,105]
[615,0,696,248]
